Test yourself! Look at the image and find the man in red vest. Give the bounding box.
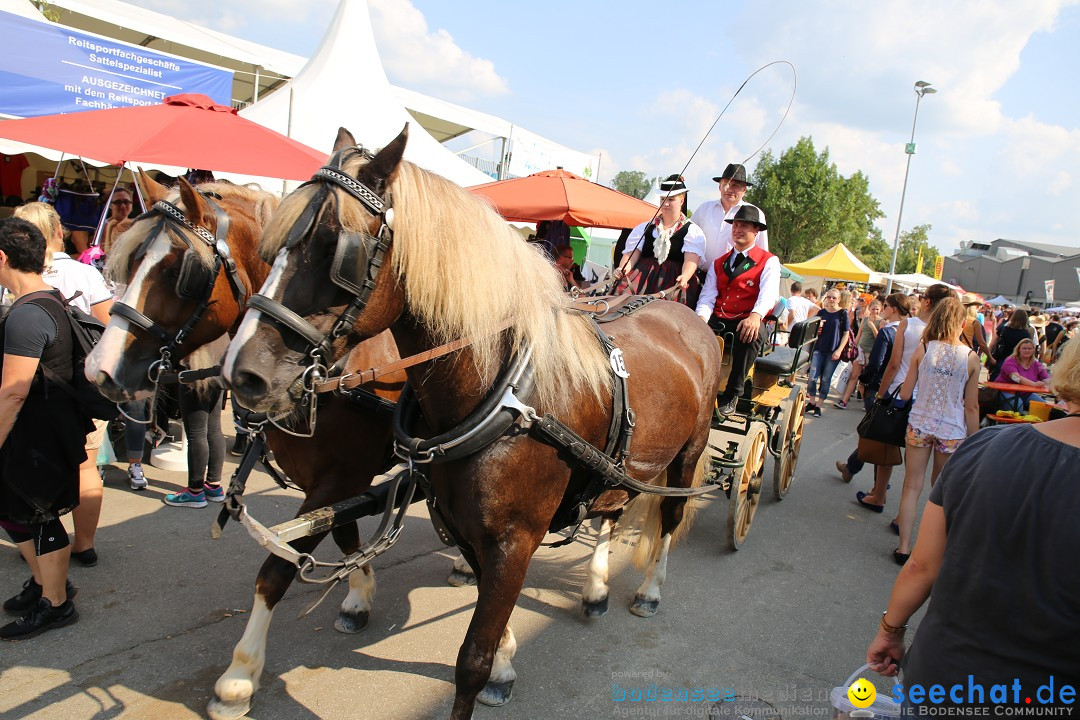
[695,204,781,416]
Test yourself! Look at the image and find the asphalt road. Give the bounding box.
[1,399,926,720]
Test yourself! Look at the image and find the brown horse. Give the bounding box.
[223,127,722,719]
[84,172,405,720]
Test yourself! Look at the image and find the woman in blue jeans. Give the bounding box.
[806,288,850,416]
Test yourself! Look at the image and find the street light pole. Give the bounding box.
[885,81,936,295]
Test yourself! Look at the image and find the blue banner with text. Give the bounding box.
[0,10,233,118]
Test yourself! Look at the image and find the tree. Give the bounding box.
[745,137,886,267]
[892,224,940,275]
[611,170,651,199]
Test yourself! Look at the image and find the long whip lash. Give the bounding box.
[610,60,798,284]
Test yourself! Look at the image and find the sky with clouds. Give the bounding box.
[142,0,1080,257]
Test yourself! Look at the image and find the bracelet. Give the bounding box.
[881,612,907,635]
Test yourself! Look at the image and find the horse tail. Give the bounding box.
[618,448,709,569]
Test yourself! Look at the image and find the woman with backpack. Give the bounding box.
[14,202,113,567]
[991,309,1033,379]
[0,218,89,640]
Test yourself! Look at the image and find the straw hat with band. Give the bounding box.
[961,292,983,307]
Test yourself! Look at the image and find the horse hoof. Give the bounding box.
[334,609,369,634]
[629,596,660,618]
[207,697,252,720]
[477,679,514,707]
[582,596,609,618]
[447,569,477,587]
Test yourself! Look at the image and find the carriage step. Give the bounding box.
[267,465,424,543]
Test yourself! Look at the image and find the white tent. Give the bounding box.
[239,0,492,188]
[878,272,960,291]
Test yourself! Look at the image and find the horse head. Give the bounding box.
[86,169,274,401]
[224,126,409,414]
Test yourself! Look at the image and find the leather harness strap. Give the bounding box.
[312,319,516,395]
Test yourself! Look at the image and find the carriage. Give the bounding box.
[707,315,821,549]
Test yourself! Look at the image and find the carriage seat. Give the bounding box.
[753,316,821,377]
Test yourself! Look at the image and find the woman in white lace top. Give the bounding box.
[894,297,981,564]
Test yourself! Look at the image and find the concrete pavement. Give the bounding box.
[1,401,924,719]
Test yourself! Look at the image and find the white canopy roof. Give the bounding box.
[878,272,961,291]
[240,0,491,187]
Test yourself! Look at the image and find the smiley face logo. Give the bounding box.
[848,678,876,709]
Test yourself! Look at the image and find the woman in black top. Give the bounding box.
[866,339,1080,708]
[0,218,89,641]
[615,175,707,305]
[991,308,1033,379]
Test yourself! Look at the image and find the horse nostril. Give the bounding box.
[232,370,269,405]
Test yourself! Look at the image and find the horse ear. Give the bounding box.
[135,167,169,205]
[176,176,211,227]
[333,127,357,153]
[360,124,408,193]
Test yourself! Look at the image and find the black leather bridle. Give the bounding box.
[110,195,247,381]
[245,146,393,391]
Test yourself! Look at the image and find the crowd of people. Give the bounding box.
[0,181,235,640]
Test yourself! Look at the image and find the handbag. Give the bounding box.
[840,325,858,362]
[856,437,903,466]
[857,388,910,447]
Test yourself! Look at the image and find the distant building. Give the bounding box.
[942,238,1080,306]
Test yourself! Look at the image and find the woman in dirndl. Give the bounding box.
[615,174,705,305]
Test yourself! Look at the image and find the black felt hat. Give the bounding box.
[712,163,752,186]
[658,174,688,196]
[724,204,767,230]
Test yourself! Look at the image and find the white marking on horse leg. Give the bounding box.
[487,625,517,685]
[335,563,375,634]
[212,594,273,709]
[634,533,672,603]
[582,518,613,604]
[447,552,477,586]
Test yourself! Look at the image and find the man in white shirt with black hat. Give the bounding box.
[691,163,770,267]
[695,204,780,417]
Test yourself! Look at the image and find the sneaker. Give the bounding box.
[812,406,822,417]
[230,434,250,457]
[835,461,853,484]
[128,463,147,491]
[1,598,79,640]
[164,489,207,508]
[716,395,738,418]
[204,484,226,503]
[833,399,848,409]
[4,577,78,615]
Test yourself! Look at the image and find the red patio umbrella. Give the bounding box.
[0,94,325,180]
[470,168,658,229]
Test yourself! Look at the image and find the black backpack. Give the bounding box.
[20,290,119,422]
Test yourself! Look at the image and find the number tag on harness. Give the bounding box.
[610,348,629,379]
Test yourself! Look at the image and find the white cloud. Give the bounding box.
[367,0,508,101]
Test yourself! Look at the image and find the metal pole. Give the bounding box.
[885,90,925,295]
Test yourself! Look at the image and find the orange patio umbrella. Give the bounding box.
[470,168,658,229]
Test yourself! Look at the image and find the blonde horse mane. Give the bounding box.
[107,181,280,284]
[261,155,610,412]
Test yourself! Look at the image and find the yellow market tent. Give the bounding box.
[783,243,881,283]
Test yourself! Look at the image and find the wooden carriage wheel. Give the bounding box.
[773,386,806,500]
[726,422,768,551]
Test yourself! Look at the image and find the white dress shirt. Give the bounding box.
[695,251,781,322]
[691,199,770,266]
